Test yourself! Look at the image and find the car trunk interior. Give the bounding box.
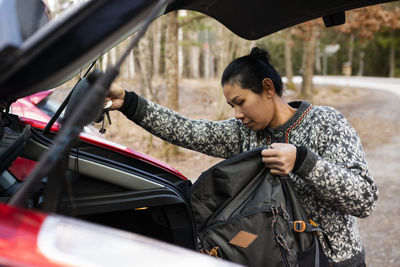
[0,118,196,249]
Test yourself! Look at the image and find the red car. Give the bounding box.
[0,0,393,266]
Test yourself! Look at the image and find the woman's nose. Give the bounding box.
[235,108,244,120]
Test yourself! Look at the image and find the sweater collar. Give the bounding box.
[263,101,312,136]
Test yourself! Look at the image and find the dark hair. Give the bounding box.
[221,47,283,96]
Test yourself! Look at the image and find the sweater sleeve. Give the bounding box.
[296,107,378,218]
[120,92,246,158]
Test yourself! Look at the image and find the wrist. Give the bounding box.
[118,90,139,118]
[120,90,126,106]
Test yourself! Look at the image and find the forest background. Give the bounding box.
[43,0,400,178]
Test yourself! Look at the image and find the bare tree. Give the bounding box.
[152,19,163,77]
[137,30,156,100]
[187,30,201,78]
[165,11,179,111]
[284,29,296,91]
[301,24,319,98]
[162,11,180,158]
[292,20,322,98]
[179,12,208,79]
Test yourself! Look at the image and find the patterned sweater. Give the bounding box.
[120,93,378,266]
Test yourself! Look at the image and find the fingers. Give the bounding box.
[109,99,124,110]
[104,97,122,111]
[261,143,297,176]
[107,83,125,110]
[261,148,280,157]
[109,83,125,99]
[261,153,282,165]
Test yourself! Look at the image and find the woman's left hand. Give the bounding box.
[106,83,125,110]
[261,143,297,176]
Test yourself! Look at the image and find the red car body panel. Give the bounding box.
[11,91,59,126]
[23,91,53,106]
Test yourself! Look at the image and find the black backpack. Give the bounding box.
[190,147,328,267]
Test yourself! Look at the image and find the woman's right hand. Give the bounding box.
[261,143,297,176]
[106,83,125,110]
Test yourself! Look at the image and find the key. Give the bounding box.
[105,110,111,125]
[99,116,106,134]
[99,100,112,134]
[104,100,112,110]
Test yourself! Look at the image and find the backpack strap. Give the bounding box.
[289,220,323,233]
[290,221,330,267]
[314,236,320,267]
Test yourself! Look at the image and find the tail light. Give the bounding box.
[1,204,240,267]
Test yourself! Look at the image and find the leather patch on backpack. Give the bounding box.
[229,230,258,248]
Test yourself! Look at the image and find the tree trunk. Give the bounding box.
[348,33,355,69]
[301,25,318,99]
[202,30,213,80]
[214,34,254,120]
[110,47,117,66]
[284,29,296,91]
[189,46,201,78]
[357,50,365,76]
[215,26,231,79]
[121,37,135,80]
[178,28,184,78]
[128,50,135,79]
[165,11,179,111]
[214,26,236,120]
[186,29,200,78]
[137,30,154,100]
[315,40,321,75]
[163,11,180,158]
[152,19,162,77]
[389,39,395,78]
[299,42,307,75]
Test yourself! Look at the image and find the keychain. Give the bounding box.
[99,100,112,134]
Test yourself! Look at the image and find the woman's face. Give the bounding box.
[223,82,273,131]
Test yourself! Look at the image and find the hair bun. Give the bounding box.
[250,47,270,63]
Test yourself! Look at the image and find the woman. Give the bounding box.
[108,47,377,266]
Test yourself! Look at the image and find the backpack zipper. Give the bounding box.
[203,207,272,233]
[193,146,267,185]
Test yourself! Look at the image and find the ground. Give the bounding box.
[52,78,400,266]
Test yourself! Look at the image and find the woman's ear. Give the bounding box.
[262,78,275,98]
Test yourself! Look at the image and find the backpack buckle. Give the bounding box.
[293,221,306,232]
